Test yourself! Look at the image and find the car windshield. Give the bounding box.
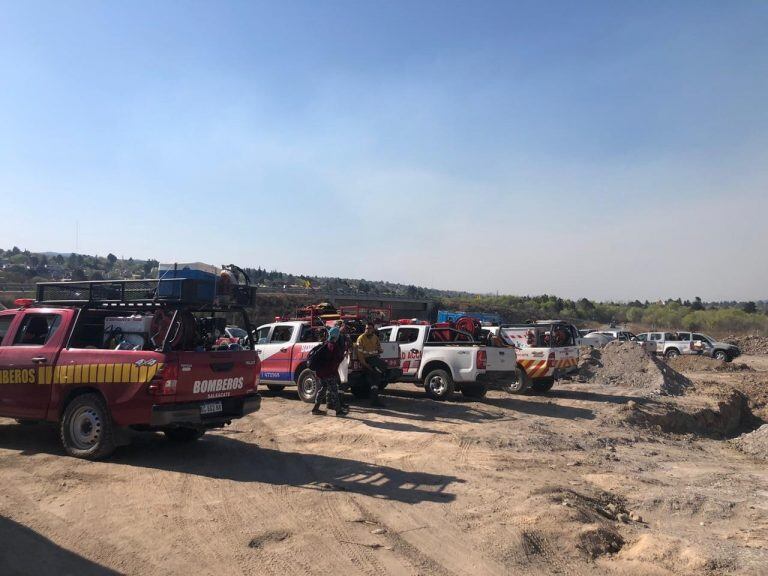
[227,327,248,338]
[693,333,713,344]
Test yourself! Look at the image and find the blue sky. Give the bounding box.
[1,1,766,300]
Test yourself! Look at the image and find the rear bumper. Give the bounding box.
[477,370,517,384]
[150,393,261,428]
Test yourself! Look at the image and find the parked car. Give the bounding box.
[378,323,515,400]
[589,329,636,341]
[634,332,706,358]
[488,321,581,394]
[679,332,741,362]
[579,331,614,348]
[0,280,262,459]
[254,320,402,401]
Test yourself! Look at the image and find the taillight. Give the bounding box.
[149,362,178,396]
[477,349,487,370]
[546,352,556,368]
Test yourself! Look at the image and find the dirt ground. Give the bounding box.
[1,356,768,575]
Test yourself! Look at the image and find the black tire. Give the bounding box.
[529,377,555,394]
[424,369,455,401]
[664,348,680,359]
[297,369,320,403]
[505,365,531,394]
[461,383,487,399]
[713,350,729,362]
[164,427,205,442]
[266,384,286,392]
[60,393,116,460]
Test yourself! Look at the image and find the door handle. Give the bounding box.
[32,357,48,364]
[280,348,289,353]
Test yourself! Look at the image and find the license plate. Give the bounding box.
[200,401,223,415]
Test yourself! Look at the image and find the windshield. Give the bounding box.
[693,333,713,344]
[227,327,248,338]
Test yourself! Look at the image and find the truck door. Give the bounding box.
[394,327,421,378]
[256,324,296,382]
[0,311,65,419]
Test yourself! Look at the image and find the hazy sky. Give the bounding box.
[1,1,766,301]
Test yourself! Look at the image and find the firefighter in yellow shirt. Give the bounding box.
[356,322,387,407]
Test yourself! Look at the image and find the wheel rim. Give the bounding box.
[715,352,726,360]
[302,375,317,398]
[428,375,447,396]
[69,406,102,450]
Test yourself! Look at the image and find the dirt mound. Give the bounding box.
[618,533,736,573]
[579,341,691,395]
[500,487,628,564]
[732,424,768,460]
[726,335,768,355]
[667,355,754,373]
[729,373,768,421]
[614,383,752,437]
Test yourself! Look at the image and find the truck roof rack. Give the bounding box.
[34,279,253,310]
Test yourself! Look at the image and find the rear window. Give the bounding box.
[270,325,294,343]
[0,315,15,345]
[396,328,419,343]
[13,314,62,346]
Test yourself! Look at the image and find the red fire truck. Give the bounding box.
[0,276,261,459]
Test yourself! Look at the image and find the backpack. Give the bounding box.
[307,342,329,371]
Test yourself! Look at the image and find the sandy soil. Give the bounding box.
[1,357,768,575]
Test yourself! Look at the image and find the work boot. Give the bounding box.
[335,405,349,417]
[311,405,326,415]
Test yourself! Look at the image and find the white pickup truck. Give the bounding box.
[634,332,706,359]
[254,321,402,401]
[378,324,516,400]
[487,321,580,394]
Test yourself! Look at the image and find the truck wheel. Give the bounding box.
[529,378,555,394]
[297,369,319,403]
[505,366,531,394]
[60,393,116,460]
[664,348,680,359]
[461,383,487,399]
[714,350,729,362]
[164,428,205,442]
[424,369,455,401]
[266,384,286,392]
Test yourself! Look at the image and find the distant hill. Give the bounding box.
[0,246,765,335]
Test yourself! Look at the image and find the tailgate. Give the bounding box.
[173,350,259,402]
[555,347,579,373]
[485,347,516,372]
